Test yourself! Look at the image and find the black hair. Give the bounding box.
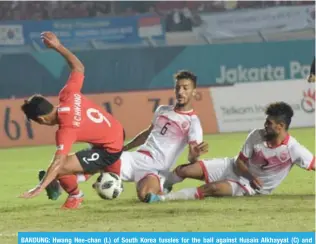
[21,95,54,121]
[174,70,197,88]
[265,102,294,130]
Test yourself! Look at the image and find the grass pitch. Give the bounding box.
[0,128,314,244]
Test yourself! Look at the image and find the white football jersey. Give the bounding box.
[138,105,203,170]
[238,129,315,194]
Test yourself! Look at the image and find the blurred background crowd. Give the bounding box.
[0,1,312,22]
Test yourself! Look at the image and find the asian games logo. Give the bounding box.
[301,88,315,113]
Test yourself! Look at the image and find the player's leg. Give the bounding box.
[124,151,163,203]
[147,158,248,202]
[52,153,89,209]
[53,148,120,209]
[147,180,244,202]
[164,158,231,193]
[39,171,92,200]
[37,155,89,203]
[163,161,205,193]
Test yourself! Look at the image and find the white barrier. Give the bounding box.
[210,80,315,132]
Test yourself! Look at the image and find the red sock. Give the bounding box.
[59,175,80,196]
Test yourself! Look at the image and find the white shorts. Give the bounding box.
[200,157,257,196]
[120,151,167,191]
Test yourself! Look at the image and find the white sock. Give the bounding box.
[76,174,86,183]
[161,187,199,201]
[164,171,184,187]
[70,191,84,198]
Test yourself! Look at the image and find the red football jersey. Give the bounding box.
[55,72,124,155]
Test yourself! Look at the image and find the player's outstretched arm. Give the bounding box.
[19,155,67,199]
[38,155,66,189]
[41,32,84,73]
[123,124,153,151]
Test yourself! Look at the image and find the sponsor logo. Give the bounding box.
[215,61,310,84]
[301,88,315,113]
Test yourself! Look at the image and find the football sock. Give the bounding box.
[165,170,184,186]
[59,175,80,196]
[162,187,204,201]
[76,173,92,183]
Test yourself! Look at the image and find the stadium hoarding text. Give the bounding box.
[0,40,313,99]
[0,88,217,148]
[211,79,315,133]
[0,14,165,47]
[194,5,315,38]
[18,232,315,244]
[1,80,314,149]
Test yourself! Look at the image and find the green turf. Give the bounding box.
[0,128,314,243]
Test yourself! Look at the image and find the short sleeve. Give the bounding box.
[55,128,77,155]
[188,116,203,145]
[152,105,163,124]
[59,72,84,100]
[238,129,258,161]
[290,142,315,170]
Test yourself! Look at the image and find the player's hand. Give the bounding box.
[308,74,315,83]
[190,141,209,158]
[41,32,61,49]
[250,177,263,191]
[19,185,43,199]
[195,141,209,156]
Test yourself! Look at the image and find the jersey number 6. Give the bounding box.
[260,160,269,170]
[87,108,111,127]
[160,122,171,135]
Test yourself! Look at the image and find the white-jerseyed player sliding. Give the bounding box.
[120,70,208,203]
[148,102,315,202]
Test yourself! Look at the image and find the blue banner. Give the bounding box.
[0,14,165,48]
[18,232,315,244]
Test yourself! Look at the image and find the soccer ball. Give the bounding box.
[93,172,123,200]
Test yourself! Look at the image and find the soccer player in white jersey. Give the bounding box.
[147,102,315,202]
[119,70,208,203]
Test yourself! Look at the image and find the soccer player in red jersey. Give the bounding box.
[19,32,125,209]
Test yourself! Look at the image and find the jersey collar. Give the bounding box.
[173,107,195,116]
[266,134,290,148]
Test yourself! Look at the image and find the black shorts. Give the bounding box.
[76,147,122,174]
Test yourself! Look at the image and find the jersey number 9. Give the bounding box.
[87,108,111,127]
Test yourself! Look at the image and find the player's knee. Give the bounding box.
[137,175,161,202]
